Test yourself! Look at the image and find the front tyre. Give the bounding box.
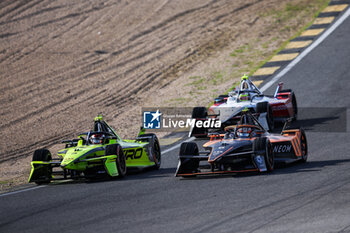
[105,144,127,178]
[32,149,52,185]
[265,140,274,171]
[300,128,308,163]
[137,133,161,169]
[176,142,199,177]
[254,137,274,172]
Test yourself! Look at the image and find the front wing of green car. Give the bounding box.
[28,155,120,183]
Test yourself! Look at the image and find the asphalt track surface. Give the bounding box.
[1,11,350,233]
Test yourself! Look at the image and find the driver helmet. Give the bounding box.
[237,127,251,138]
[239,93,249,101]
[241,81,249,90]
[90,133,105,144]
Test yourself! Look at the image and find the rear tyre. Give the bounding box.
[192,107,207,118]
[218,95,229,98]
[32,149,52,185]
[267,104,274,131]
[191,107,208,138]
[138,133,161,169]
[256,101,267,114]
[105,144,126,178]
[291,92,298,121]
[176,142,199,177]
[256,102,274,131]
[300,128,308,163]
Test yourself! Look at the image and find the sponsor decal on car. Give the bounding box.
[273,144,292,153]
[124,148,143,160]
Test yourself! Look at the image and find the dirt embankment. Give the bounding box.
[0,0,327,189]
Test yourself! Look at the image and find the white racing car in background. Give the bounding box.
[190,75,298,137]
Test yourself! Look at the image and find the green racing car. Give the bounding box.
[28,115,161,184]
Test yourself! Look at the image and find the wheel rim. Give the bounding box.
[267,142,274,169]
[268,106,274,130]
[301,133,307,159]
[292,95,297,118]
[154,140,161,165]
[117,146,126,174]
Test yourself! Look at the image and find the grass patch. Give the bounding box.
[167,97,192,104]
[211,72,224,85]
[262,0,329,24]
[246,0,330,76]
[230,44,249,57]
[186,76,205,86]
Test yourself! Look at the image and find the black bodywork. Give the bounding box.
[176,110,307,177]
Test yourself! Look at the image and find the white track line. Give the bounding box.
[0,185,46,197]
[260,6,350,92]
[2,6,350,198]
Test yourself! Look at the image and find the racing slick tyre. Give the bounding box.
[218,94,229,98]
[105,144,126,178]
[279,89,298,121]
[137,133,161,169]
[32,149,52,185]
[291,92,298,121]
[253,137,274,172]
[191,107,208,138]
[192,107,207,118]
[177,142,199,177]
[256,102,274,132]
[300,128,308,163]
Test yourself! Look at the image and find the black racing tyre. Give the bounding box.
[256,101,268,114]
[32,149,52,185]
[291,92,298,121]
[192,107,207,119]
[267,104,274,131]
[138,133,161,169]
[33,148,52,161]
[256,102,274,131]
[105,144,126,178]
[253,137,265,152]
[218,95,229,98]
[300,128,308,163]
[191,107,208,138]
[253,137,274,172]
[177,142,199,176]
[265,140,274,171]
